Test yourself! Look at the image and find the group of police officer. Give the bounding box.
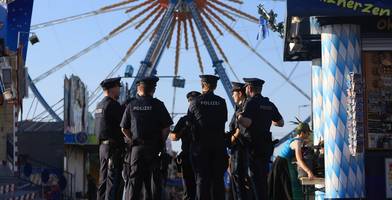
[95,74,283,200]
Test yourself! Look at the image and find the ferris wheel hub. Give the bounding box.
[158,0,206,21]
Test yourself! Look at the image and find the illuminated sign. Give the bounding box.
[287,0,392,17]
[376,18,392,31]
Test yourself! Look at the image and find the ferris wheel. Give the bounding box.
[24,0,308,123]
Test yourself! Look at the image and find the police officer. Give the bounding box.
[188,75,228,200]
[120,98,133,200]
[169,91,201,200]
[237,78,284,200]
[227,82,252,200]
[95,77,125,200]
[120,76,173,200]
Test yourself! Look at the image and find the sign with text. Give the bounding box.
[287,0,392,17]
[361,17,392,33]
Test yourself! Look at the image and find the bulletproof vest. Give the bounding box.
[127,96,163,142]
[191,93,226,142]
[179,116,193,152]
[258,96,275,131]
[229,103,251,147]
[230,104,244,132]
[94,97,122,142]
[246,95,274,156]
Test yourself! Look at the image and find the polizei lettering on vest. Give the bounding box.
[133,106,153,111]
[200,101,221,106]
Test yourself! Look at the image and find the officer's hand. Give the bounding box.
[235,111,242,118]
[124,136,132,144]
[231,135,237,145]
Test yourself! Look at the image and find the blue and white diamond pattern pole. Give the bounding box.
[312,58,323,145]
[321,24,365,199]
[312,58,325,200]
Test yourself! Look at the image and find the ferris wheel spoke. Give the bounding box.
[31,98,63,121]
[150,14,166,41]
[206,2,236,22]
[234,42,310,100]
[183,19,189,50]
[210,0,258,23]
[221,9,258,24]
[225,0,244,4]
[32,18,137,84]
[100,0,140,11]
[166,19,176,49]
[30,5,135,30]
[206,6,250,47]
[135,6,162,29]
[109,1,158,35]
[226,61,241,82]
[32,97,39,119]
[88,28,154,106]
[25,96,36,120]
[125,0,156,14]
[200,15,229,63]
[201,10,223,36]
[174,21,181,76]
[188,18,204,74]
[89,91,104,109]
[127,8,164,56]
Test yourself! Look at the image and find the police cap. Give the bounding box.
[243,78,265,87]
[186,91,201,99]
[100,77,122,90]
[199,75,219,84]
[136,76,159,86]
[231,82,245,92]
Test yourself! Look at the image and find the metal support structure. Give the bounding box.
[171,86,177,118]
[30,5,133,30]
[187,0,234,106]
[247,46,310,100]
[129,0,235,107]
[129,1,178,95]
[32,25,129,84]
[27,75,62,121]
[12,104,18,172]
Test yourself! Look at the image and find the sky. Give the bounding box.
[24,0,311,151]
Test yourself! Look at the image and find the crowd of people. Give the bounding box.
[95,74,315,200]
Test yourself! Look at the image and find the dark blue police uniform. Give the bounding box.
[120,76,173,200]
[172,91,200,200]
[188,75,228,200]
[95,77,124,200]
[173,115,196,200]
[241,78,283,200]
[120,98,134,199]
[227,82,253,200]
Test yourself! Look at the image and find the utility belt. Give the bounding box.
[100,139,117,145]
[100,139,125,154]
